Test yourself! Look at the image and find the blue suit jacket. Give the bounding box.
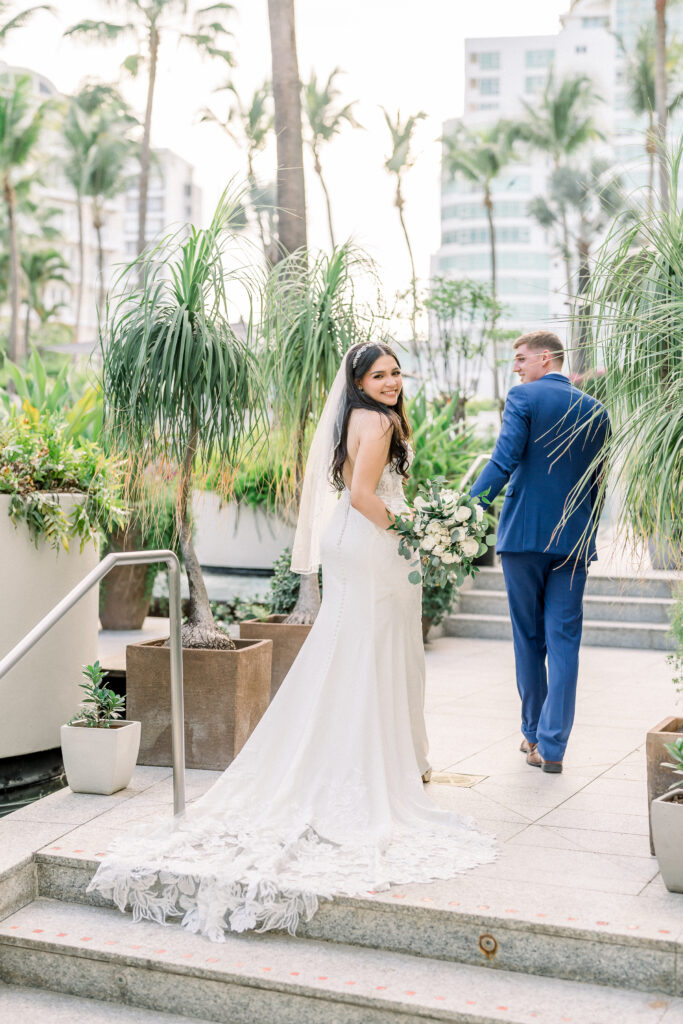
[471,373,610,561]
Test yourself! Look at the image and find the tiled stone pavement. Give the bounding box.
[1,635,682,1021]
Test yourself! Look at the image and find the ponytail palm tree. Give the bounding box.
[102,192,267,649]
[264,243,378,623]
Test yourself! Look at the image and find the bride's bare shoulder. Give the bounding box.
[348,408,392,442]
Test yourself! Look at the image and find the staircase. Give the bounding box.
[446,567,680,650]
[1,814,683,1023]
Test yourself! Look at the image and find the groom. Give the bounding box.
[470,331,610,773]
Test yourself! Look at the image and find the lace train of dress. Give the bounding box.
[88,463,497,940]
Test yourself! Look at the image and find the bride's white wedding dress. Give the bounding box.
[88,457,496,941]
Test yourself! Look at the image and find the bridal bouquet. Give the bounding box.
[391,478,495,589]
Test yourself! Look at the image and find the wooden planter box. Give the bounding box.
[239,615,311,699]
[647,716,683,854]
[126,637,272,770]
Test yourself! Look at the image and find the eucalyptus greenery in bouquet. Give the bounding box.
[392,478,495,589]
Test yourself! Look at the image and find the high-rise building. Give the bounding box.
[432,0,681,349]
[122,149,202,260]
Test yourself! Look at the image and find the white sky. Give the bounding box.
[6,0,569,330]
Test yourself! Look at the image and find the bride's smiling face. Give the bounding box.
[357,355,402,406]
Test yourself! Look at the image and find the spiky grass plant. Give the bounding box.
[102,191,267,649]
[561,149,683,564]
[263,243,385,623]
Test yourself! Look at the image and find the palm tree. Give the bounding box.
[382,108,426,357]
[0,72,48,362]
[302,68,360,250]
[102,192,267,649]
[264,244,378,623]
[202,81,276,263]
[656,0,670,211]
[63,84,135,341]
[267,0,307,257]
[0,1,52,40]
[618,23,683,213]
[529,160,626,373]
[20,245,69,347]
[561,147,683,561]
[513,70,603,303]
[441,120,514,406]
[65,2,234,258]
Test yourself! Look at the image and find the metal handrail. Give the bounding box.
[0,549,186,816]
[459,452,492,491]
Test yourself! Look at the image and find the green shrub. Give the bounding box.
[422,578,457,628]
[0,410,126,550]
[268,546,322,615]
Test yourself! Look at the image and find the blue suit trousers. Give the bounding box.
[500,552,587,762]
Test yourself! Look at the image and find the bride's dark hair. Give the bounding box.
[331,342,411,491]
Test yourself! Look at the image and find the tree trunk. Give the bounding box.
[267,0,307,257]
[137,23,159,258]
[395,178,420,366]
[177,425,235,649]
[560,208,573,310]
[573,236,591,376]
[74,195,84,343]
[484,183,501,414]
[314,147,336,250]
[24,301,30,351]
[655,0,669,213]
[94,208,105,318]
[4,177,23,363]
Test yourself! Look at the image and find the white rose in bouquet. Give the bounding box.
[433,544,445,557]
[475,504,484,523]
[441,551,455,564]
[421,536,436,551]
[462,536,480,558]
[455,506,472,523]
[426,521,440,534]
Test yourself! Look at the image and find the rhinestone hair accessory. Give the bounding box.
[352,342,374,370]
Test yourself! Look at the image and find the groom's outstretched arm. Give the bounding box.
[470,387,531,507]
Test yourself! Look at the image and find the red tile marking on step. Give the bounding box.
[95,853,106,857]
[317,976,328,981]
[536,913,547,918]
[81,937,93,942]
[262,967,271,972]
[57,933,67,937]
[435,996,445,1001]
[181,954,193,959]
[659,930,671,934]
[497,1007,508,1012]
[421,898,433,903]
[155,949,167,954]
[477,905,489,910]
[206,958,218,963]
[130,945,141,950]
[448,901,460,906]
[345,981,356,985]
[376,986,387,991]
[567,917,577,922]
[104,941,117,946]
[392,894,406,899]
[466,1000,476,1006]
[405,990,416,996]
[596,921,608,926]
[290,972,299,976]
[505,909,517,914]
[627,925,639,930]
[32,929,44,933]
[73,849,84,853]
[50,847,62,851]
[9,926,18,930]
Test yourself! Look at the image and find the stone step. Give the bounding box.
[0,982,215,1023]
[472,567,680,600]
[459,589,675,624]
[444,612,677,650]
[1,898,681,1024]
[31,851,683,997]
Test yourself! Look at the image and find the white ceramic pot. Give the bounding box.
[0,494,99,758]
[192,492,295,571]
[651,789,683,893]
[60,720,141,795]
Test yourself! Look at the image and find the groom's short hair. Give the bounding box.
[513,330,564,368]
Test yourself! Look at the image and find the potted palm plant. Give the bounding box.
[240,244,378,691]
[61,662,140,795]
[102,192,272,771]
[651,738,683,892]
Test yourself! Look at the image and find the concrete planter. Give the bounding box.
[0,494,99,759]
[192,492,295,570]
[646,716,683,854]
[239,615,311,699]
[651,790,683,893]
[126,637,272,770]
[60,720,141,795]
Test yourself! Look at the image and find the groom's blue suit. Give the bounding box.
[470,372,610,762]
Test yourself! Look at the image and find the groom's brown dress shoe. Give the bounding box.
[542,759,563,774]
[520,738,542,767]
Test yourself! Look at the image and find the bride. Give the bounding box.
[88,341,496,941]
